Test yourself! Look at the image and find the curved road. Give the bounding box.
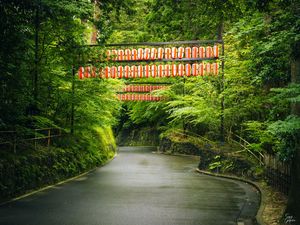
[0,146,260,225]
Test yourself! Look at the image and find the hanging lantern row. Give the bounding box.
[106,45,219,61]
[78,63,219,79]
[117,94,164,102]
[123,85,167,93]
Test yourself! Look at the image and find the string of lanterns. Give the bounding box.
[78,63,219,79]
[106,45,219,61]
[117,94,164,101]
[123,85,167,92]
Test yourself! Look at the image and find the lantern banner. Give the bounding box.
[105,46,219,61]
[117,94,164,102]
[123,85,167,93]
[78,63,219,79]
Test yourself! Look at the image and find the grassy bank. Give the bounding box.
[0,126,116,202]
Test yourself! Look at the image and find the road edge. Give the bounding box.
[0,153,118,207]
[195,168,267,225]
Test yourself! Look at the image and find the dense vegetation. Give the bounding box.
[0,0,299,221]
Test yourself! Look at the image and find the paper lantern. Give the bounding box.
[178,47,184,59]
[118,49,124,61]
[124,65,130,79]
[144,48,150,60]
[171,64,177,77]
[124,49,131,60]
[144,65,150,78]
[78,67,84,79]
[192,47,198,58]
[151,65,157,78]
[199,63,204,76]
[91,67,96,78]
[192,63,198,76]
[111,66,117,79]
[164,64,171,77]
[206,46,213,58]
[199,47,205,58]
[150,48,157,60]
[138,48,144,60]
[178,64,184,76]
[185,47,192,58]
[105,66,110,78]
[84,66,91,78]
[165,48,172,59]
[212,63,219,75]
[131,65,137,78]
[157,48,164,60]
[213,45,219,58]
[118,66,123,79]
[98,67,104,78]
[185,64,192,77]
[171,47,177,59]
[138,65,143,78]
[157,65,163,77]
[106,50,111,61]
[205,63,211,74]
[132,49,138,60]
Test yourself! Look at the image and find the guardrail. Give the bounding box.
[0,128,63,153]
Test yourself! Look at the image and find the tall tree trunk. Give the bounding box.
[285,40,300,224]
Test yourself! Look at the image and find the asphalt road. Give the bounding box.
[0,146,260,225]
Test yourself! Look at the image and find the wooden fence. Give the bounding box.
[0,128,63,153]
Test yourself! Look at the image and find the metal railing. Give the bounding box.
[0,128,63,153]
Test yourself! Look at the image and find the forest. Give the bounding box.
[0,0,299,223]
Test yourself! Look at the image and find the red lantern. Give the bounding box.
[165,48,172,59]
[84,66,90,78]
[124,65,130,79]
[199,47,205,58]
[192,47,198,58]
[118,66,123,79]
[138,48,144,60]
[131,65,137,78]
[118,49,124,61]
[144,48,150,60]
[212,63,219,75]
[185,64,191,77]
[199,63,204,76]
[132,49,138,60]
[192,63,198,76]
[150,48,157,60]
[105,66,110,78]
[98,67,104,78]
[125,49,131,60]
[178,64,184,76]
[151,65,157,78]
[78,67,84,79]
[157,48,164,59]
[138,65,143,78]
[111,66,117,79]
[185,47,192,58]
[206,46,213,58]
[164,64,171,77]
[91,67,96,78]
[171,64,177,77]
[205,63,211,75]
[213,45,219,58]
[144,65,150,78]
[171,47,177,59]
[158,65,164,77]
[178,47,184,59]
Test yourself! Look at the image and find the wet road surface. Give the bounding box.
[0,146,260,225]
